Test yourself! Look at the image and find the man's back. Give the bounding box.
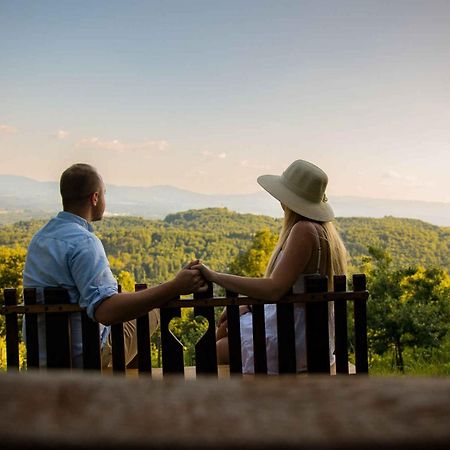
[24,211,118,315]
[23,211,117,367]
[25,212,94,288]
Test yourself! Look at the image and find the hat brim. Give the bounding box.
[257,174,335,222]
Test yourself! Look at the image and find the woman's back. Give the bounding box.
[240,221,335,374]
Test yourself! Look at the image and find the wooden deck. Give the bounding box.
[0,371,448,449]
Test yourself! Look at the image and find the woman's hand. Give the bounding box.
[191,262,218,283]
[218,304,251,327]
[216,305,251,341]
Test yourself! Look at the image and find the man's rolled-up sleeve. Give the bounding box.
[70,235,118,320]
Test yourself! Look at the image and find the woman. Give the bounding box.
[194,159,347,373]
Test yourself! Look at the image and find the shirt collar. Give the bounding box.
[57,211,94,232]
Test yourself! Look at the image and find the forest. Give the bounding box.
[0,208,449,374]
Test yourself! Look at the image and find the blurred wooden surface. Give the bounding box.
[0,371,448,449]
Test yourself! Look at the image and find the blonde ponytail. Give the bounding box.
[265,208,302,277]
[321,221,348,289]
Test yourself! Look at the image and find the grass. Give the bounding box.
[369,339,450,376]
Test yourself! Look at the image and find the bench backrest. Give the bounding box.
[1,274,368,376]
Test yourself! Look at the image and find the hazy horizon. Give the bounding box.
[1,173,449,226]
[1,172,450,205]
[1,1,450,202]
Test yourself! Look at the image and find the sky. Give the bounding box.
[0,0,449,201]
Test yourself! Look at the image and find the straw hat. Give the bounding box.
[257,160,335,222]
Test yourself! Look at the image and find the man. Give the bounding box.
[23,163,205,367]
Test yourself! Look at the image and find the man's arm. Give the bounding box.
[94,265,205,325]
[70,236,205,325]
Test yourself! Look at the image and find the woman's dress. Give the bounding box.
[239,228,335,374]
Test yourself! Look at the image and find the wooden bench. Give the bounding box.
[1,274,368,376]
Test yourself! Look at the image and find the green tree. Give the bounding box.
[229,228,278,277]
[364,247,450,372]
[116,270,136,292]
[0,246,27,369]
[0,246,26,289]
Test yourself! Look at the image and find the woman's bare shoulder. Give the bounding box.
[285,220,317,249]
[290,220,318,237]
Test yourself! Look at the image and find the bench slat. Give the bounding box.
[44,288,71,369]
[305,276,330,373]
[252,304,267,374]
[135,284,152,376]
[226,290,242,375]
[110,285,126,373]
[4,289,19,370]
[81,313,101,371]
[194,282,218,375]
[353,274,369,374]
[23,288,39,369]
[333,275,349,374]
[160,298,184,374]
[276,299,296,374]
[111,323,126,373]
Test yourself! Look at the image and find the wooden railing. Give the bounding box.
[0,274,368,376]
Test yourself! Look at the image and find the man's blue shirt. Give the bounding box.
[23,211,118,366]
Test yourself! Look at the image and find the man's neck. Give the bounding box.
[63,208,92,223]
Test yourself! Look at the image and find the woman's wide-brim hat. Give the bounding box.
[257,159,335,222]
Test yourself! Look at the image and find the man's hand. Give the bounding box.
[172,260,207,295]
[190,262,217,283]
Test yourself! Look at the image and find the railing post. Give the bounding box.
[305,275,330,373]
[353,274,368,374]
[4,289,19,370]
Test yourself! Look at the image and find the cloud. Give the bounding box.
[383,170,402,180]
[0,124,17,135]
[381,170,434,189]
[77,137,169,153]
[201,150,227,160]
[240,160,272,170]
[54,130,69,140]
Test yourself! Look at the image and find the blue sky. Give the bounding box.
[1,0,449,201]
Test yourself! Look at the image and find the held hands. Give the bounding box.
[190,262,217,283]
[173,260,207,295]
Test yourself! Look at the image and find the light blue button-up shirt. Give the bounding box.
[23,211,118,367]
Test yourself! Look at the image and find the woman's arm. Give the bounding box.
[194,221,317,301]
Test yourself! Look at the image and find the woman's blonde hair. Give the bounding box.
[265,207,347,289]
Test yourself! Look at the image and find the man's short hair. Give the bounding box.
[60,163,102,208]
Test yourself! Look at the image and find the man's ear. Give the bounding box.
[90,191,99,206]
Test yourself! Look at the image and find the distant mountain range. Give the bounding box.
[0,174,449,226]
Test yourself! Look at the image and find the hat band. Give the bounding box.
[280,174,324,203]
